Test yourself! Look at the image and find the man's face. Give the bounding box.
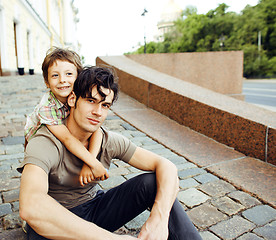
[71,86,114,134]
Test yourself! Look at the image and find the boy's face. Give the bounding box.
[47,60,78,104]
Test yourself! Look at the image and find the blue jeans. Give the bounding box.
[27,173,202,240]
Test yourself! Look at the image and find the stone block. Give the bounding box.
[2,212,22,230]
[1,137,24,145]
[178,188,210,208]
[236,232,264,240]
[227,191,261,208]
[0,203,12,217]
[253,220,276,240]
[242,205,276,226]
[187,203,228,229]
[124,172,145,180]
[108,167,130,176]
[0,178,20,192]
[199,231,220,240]
[11,201,19,212]
[141,143,165,151]
[199,180,236,197]
[176,162,197,171]
[2,189,20,203]
[178,168,206,180]
[121,123,137,131]
[0,228,26,240]
[167,155,187,165]
[98,175,126,189]
[211,196,245,216]
[179,178,199,190]
[125,210,150,230]
[194,173,219,184]
[209,215,255,240]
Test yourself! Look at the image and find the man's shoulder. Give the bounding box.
[101,127,137,162]
[30,125,63,147]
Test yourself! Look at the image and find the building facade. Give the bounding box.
[0,0,78,76]
[156,0,182,42]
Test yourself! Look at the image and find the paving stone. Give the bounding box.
[209,215,256,240]
[2,189,20,203]
[0,170,21,180]
[11,202,19,212]
[178,188,210,208]
[236,232,263,240]
[187,203,228,229]
[130,131,147,138]
[0,164,11,171]
[147,147,173,157]
[127,166,144,174]
[166,155,187,165]
[0,228,26,240]
[199,231,220,240]
[179,178,200,190]
[0,204,12,217]
[142,144,165,151]
[242,205,276,226]
[211,196,245,216]
[194,173,219,184]
[121,123,137,131]
[125,210,150,230]
[199,180,236,197]
[108,167,130,176]
[1,137,24,145]
[2,212,22,230]
[119,131,133,139]
[176,162,197,171]
[253,220,276,240]
[227,191,261,208]
[6,144,24,154]
[124,172,146,180]
[0,153,24,162]
[0,178,20,192]
[113,160,129,168]
[98,175,126,189]
[178,168,206,180]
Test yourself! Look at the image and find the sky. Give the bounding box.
[74,0,259,65]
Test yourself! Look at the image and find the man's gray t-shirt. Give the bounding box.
[17,126,137,209]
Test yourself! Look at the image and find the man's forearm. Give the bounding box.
[151,158,179,220]
[19,165,117,240]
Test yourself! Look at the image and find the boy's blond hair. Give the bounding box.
[42,47,83,85]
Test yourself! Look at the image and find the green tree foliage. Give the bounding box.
[129,0,276,78]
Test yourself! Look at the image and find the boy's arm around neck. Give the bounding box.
[46,124,99,168]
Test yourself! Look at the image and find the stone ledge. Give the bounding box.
[96,55,276,165]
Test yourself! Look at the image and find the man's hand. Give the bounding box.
[138,215,169,240]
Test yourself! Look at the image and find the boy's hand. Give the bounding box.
[91,160,109,181]
[79,161,109,186]
[79,164,94,186]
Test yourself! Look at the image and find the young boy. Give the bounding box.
[24,47,108,186]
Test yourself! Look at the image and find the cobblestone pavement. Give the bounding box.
[1,75,276,239]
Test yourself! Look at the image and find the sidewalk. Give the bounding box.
[0,75,275,239]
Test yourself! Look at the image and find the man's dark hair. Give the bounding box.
[73,66,119,104]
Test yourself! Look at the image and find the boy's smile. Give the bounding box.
[47,60,78,104]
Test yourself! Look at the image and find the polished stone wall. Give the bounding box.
[96,55,276,166]
[127,51,244,99]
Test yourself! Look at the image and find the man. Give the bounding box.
[18,66,202,240]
